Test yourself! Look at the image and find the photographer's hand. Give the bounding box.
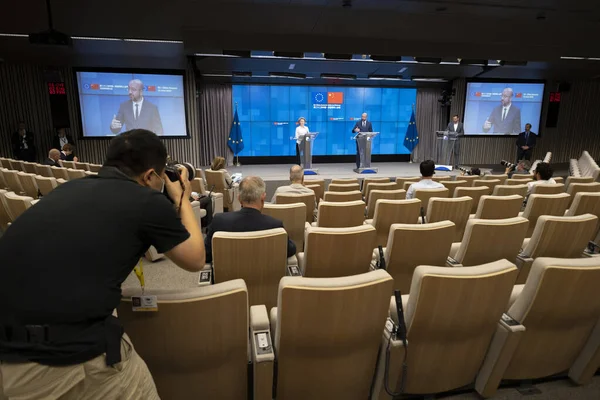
[163,167,191,209]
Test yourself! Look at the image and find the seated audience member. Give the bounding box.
[52,127,74,151]
[204,176,296,263]
[406,160,445,200]
[209,156,232,187]
[506,160,531,178]
[0,129,205,399]
[60,143,79,163]
[527,162,556,196]
[271,164,316,203]
[43,148,61,167]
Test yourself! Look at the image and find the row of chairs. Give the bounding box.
[0,168,93,199]
[117,256,600,399]
[570,150,600,181]
[0,157,102,174]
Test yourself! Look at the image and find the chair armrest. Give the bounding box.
[250,305,275,400]
[515,254,534,284]
[304,222,311,231]
[446,256,463,268]
[287,255,298,266]
[371,328,407,400]
[388,295,409,325]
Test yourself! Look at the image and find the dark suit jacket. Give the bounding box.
[484,104,521,134]
[110,99,164,135]
[60,152,76,162]
[204,207,296,263]
[352,120,373,134]
[43,158,60,167]
[12,131,35,156]
[52,135,74,151]
[516,131,537,149]
[446,121,464,135]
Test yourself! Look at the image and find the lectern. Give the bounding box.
[435,130,459,167]
[353,132,379,173]
[293,132,319,175]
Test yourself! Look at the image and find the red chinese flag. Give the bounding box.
[327,92,343,104]
[474,92,481,97]
[148,85,157,92]
[90,83,100,90]
[515,92,523,98]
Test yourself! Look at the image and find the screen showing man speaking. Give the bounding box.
[76,71,187,137]
[463,82,544,135]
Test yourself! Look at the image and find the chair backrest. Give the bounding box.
[304,184,323,204]
[503,257,600,381]
[512,173,534,180]
[493,184,528,197]
[441,180,471,197]
[566,192,600,237]
[316,200,365,228]
[34,163,53,178]
[61,160,75,169]
[263,203,307,254]
[88,163,102,173]
[361,177,390,195]
[276,193,315,223]
[0,189,11,231]
[0,158,11,169]
[414,188,449,214]
[328,183,360,192]
[459,175,480,186]
[426,196,473,242]
[454,186,491,214]
[204,169,229,190]
[118,280,249,400]
[370,199,422,245]
[530,183,565,195]
[384,221,455,294]
[396,261,518,394]
[330,178,359,185]
[74,162,89,171]
[17,172,39,199]
[2,169,24,194]
[507,178,533,185]
[473,179,502,193]
[302,225,376,277]
[366,189,406,219]
[521,193,571,237]
[567,182,600,208]
[191,177,206,194]
[365,182,397,204]
[51,166,69,180]
[395,176,420,189]
[553,176,564,184]
[323,190,362,202]
[66,168,86,180]
[212,228,287,310]
[483,174,508,184]
[274,270,393,400]
[21,162,37,174]
[455,217,529,266]
[4,192,34,221]
[304,179,325,202]
[34,176,58,196]
[431,175,451,182]
[0,168,7,190]
[566,176,594,190]
[473,195,523,220]
[9,160,23,171]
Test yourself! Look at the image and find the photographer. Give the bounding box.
[0,129,205,399]
[505,159,531,178]
[459,167,481,176]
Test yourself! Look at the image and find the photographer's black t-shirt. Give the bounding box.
[0,167,190,365]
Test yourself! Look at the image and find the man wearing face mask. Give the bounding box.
[0,129,204,399]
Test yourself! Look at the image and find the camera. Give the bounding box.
[500,160,515,169]
[164,162,195,182]
[458,166,472,175]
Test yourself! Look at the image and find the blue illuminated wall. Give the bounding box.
[232,85,417,156]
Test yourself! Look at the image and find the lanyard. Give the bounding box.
[133,259,145,294]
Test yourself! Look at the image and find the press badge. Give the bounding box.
[131,295,158,312]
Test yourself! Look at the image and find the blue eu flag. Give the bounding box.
[228,110,244,155]
[403,110,419,153]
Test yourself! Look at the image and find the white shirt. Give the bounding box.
[59,136,68,149]
[20,133,28,150]
[501,103,512,120]
[272,183,316,205]
[453,123,458,132]
[132,97,144,120]
[527,178,557,196]
[406,179,445,200]
[295,125,309,145]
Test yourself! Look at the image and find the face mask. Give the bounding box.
[152,170,165,193]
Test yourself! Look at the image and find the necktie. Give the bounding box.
[135,104,139,120]
[362,121,366,127]
[525,132,529,142]
[502,108,507,121]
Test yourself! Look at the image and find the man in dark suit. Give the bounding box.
[52,128,74,151]
[446,114,464,167]
[352,112,373,169]
[204,176,296,263]
[12,121,36,162]
[515,123,537,161]
[43,149,61,166]
[482,88,522,134]
[110,79,164,135]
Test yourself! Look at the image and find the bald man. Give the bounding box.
[43,149,61,167]
[482,87,522,134]
[110,79,164,135]
[271,165,316,203]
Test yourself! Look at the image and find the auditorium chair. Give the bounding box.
[0,169,8,190]
[330,178,359,185]
[303,183,324,204]
[566,176,595,191]
[33,163,53,178]
[566,192,600,238]
[515,214,598,283]
[119,280,272,400]
[519,193,571,237]
[529,183,565,195]
[426,196,472,242]
[3,192,34,222]
[323,190,362,202]
[263,203,306,254]
[362,177,391,195]
[395,177,420,189]
[191,177,205,194]
[304,178,325,203]
[21,162,36,174]
[483,174,508,184]
[328,182,360,192]
[570,150,600,181]
[74,161,89,171]
[553,176,564,184]
[0,158,11,169]
[144,246,165,262]
[0,190,11,232]
[17,172,39,199]
[493,184,528,198]
[366,189,406,219]
[60,160,75,169]
[366,199,422,246]
[511,173,533,180]
[34,176,59,196]
[265,270,393,400]
[371,260,518,399]
[276,193,315,223]
[51,166,69,180]
[431,175,452,182]
[2,169,24,195]
[66,168,86,180]
[364,182,398,204]
[441,179,471,197]
[9,159,24,171]
[448,217,529,267]
[566,182,600,208]
[454,186,491,214]
[476,257,600,397]
[88,163,102,173]
[312,200,365,228]
[413,187,449,215]
[371,221,455,294]
[506,178,532,185]
[458,175,480,186]
[297,225,376,277]
[471,195,523,220]
[190,177,224,215]
[473,179,502,194]
[204,169,241,212]
[211,227,288,310]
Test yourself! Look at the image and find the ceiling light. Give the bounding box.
[560,56,585,60]
[368,74,404,81]
[411,77,448,82]
[0,33,29,38]
[269,72,306,79]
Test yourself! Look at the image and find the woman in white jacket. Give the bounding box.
[294,117,309,166]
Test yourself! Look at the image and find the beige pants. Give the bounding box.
[0,333,159,400]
